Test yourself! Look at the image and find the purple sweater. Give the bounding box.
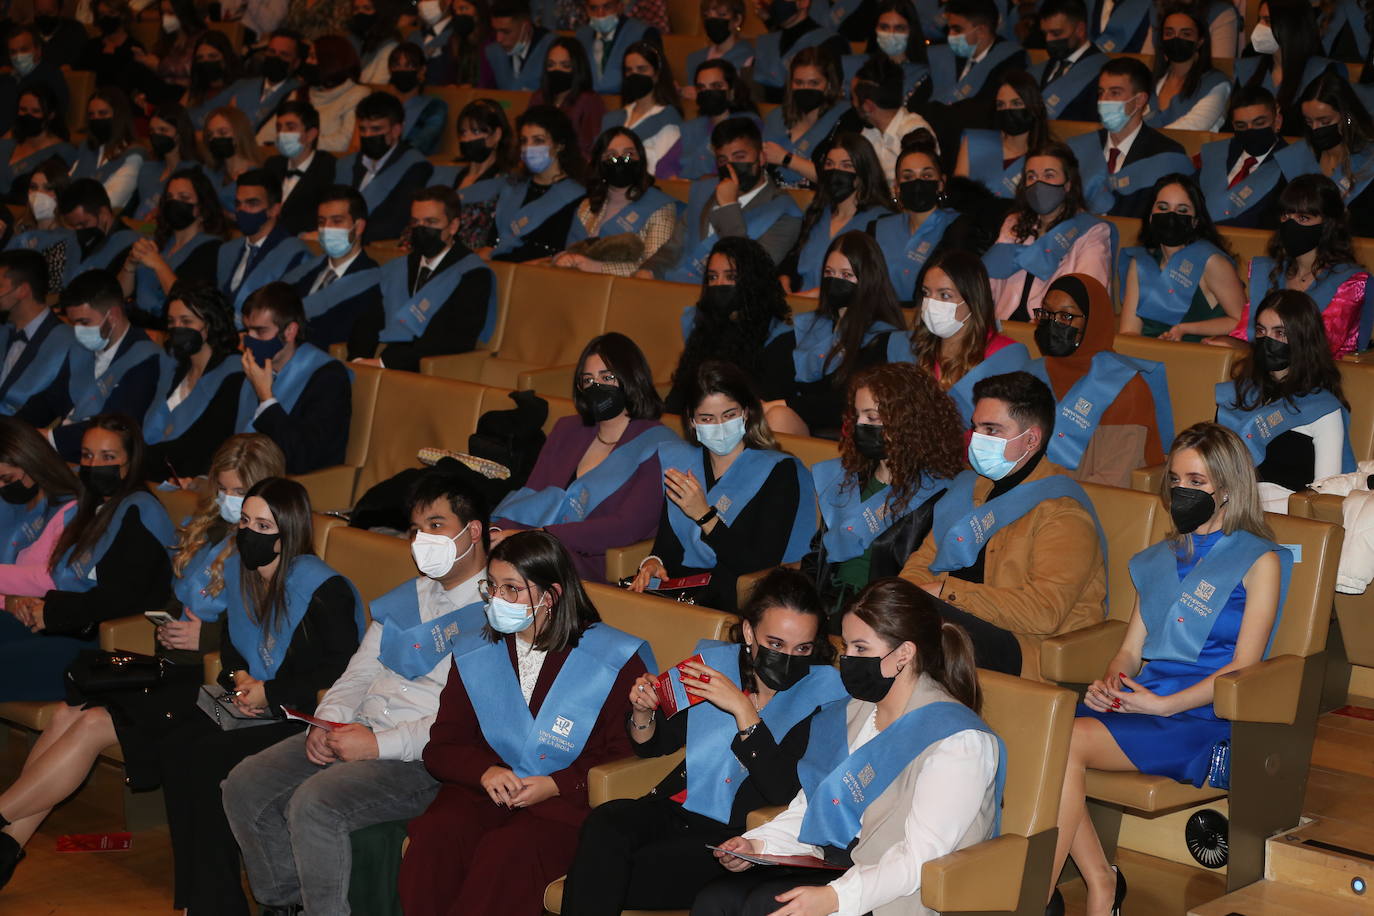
[493,416,669,581]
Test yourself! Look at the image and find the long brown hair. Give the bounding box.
[848,577,982,713]
[238,477,315,633]
[50,414,148,573]
[1229,288,1346,412]
[729,567,835,692]
[911,249,999,389]
[818,231,906,387]
[0,416,79,505]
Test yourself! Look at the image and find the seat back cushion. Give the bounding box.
[1265,513,1342,658]
[322,526,419,624]
[356,373,487,496]
[585,581,734,670]
[978,670,1076,837]
[1082,482,1162,622]
[1112,335,1236,434]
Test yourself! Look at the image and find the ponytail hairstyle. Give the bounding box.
[729,567,835,692]
[847,577,982,713]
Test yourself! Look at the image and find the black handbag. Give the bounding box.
[65,649,165,695]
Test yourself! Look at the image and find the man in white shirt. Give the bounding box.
[1033,0,1107,121]
[1203,86,1288,229]
[292,186,381,346]
[853,56,937,183]
[224,472,491,916]
[334,92,434,241]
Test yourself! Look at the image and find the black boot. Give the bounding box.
[1045,887,1065,916]
[0,829,24,890]
[1111,865,1128,915]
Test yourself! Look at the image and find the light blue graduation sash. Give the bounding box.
[335,146,432,222]
[578,17,651,93]
[225,554,365,681]
[217,234,311,311]
[133,159,171,220]
[234,342,338,432]
[912,0,947,39]
[761,103,851,186]
[1030,54,1107,119]
[51,490,174,591]
[171,537,236,622]
[66,336,167,422]
[1274,140,1374,206]
[602,107,682,146]
[1236,56,1343,101]
[483,30,556,90]
[285,255,383,321]
[1215,381,1357,471]
[228,77,300,130]
[945,342,1032,425]
[683,639,846,823]
[0,318,74,414]
[403,94,444,146]
[790,311,902,383]
[1200,139,1284,224]
[490,177,586,256]
[376,250,496,344]
[371,579,487,679]
[982,212,1107,282]
[143,357,243,445]
[135,233,218,317]
[928,469,1105,573]
[966,129,1022,199]
[419,20,454,57]
[455,622,656,777]
[658,440,814,568]
[927,41,1023,105]
[815,458,945,562]
[1093,0,1151,50]
[795,205,890,290]
[1323,0,1371,60]
[677,116,721,181]
[565,186,678,247]
[0,497,73,565]
[1067,131,1195,214]
[7,228,76,267]
[70,143,145,184]
[874,209,958,301]
[72,228,139,282]
[1119,239,1225,327]
[188,85,236,129]
[1042,351,1174,470]
[496,424,677,526]
[1145,70,1229,128]
[1245,257,1363,336]
[751,26,832,89]
[0,139,76,194]
[435,168,509,206]
[665,178,801,284]
[796,698,1006,848]
[1132,531,1292,663]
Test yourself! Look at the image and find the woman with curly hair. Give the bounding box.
[143,283,246,483]
[802,362,966,624]
[666,237,794,414]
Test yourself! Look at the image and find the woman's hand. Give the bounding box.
[128,237,161,268]
[1110,674,1176,717]
[665,468,710,521]
[232,673,268,715]
[552,252,591,271]
[8,595,41,628]
[629,672,659,714]
[768,885,840,915]
[157,609,201,651]
[1082,677,1119,713]
[510,774,559,807]
[1160,324,1186,341]
[480,765,525,806]
[680,660,758,729]
[629,557,665,593]
[761,141,789,166]
[713,836,758,872]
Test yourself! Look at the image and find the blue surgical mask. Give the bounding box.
[522,143,553,173]
[1098,99,1132,133]
[485,593,542,633]
[320,226,353,258]
[947,31,974,57]
[876,31,908,56]
[216,491,244,523]
[73,322,107,352]
[277,131,304,159]
[243,334,284,367]
[590,13,618,34]
[695,415,747,455]
[11,53,35,77]
[967,428,1032,480]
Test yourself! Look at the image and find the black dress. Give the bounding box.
[783,330,899,438]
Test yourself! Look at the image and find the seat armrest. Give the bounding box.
[736,563,800,608]
[587,750,682,807]
[604,539,655,583]
[100,614,156,654]
[1039,620,1127,685]
[516,364,576,398]
[1305,492,1345,525]
[1130,463,1165,494]
[745,805,786,830]
[203,651,222,686]
[920,833,1029,913]
[419,350,492,381]
[1213,654,1303,724]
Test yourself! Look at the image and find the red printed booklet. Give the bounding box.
[57,832,132,853]
[703,845,845,870]
[652,654,711,717]
[282,707,345,731]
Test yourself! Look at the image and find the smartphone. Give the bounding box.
[144,610,176,626]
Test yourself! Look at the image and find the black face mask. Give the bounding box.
[453,13,477,37]
[75,226,105,257]
[839,651,896,702]
[752,644,810,692]
[390,70,420,93]
[1149,210,1197,247]
[459,137,491,162]
[1045,37,1074,60]
[994,107,1035,137]
[261,56,291,85]
[12,115,42,140]
[544,68,574,96]
[162,198,197,231]
[822,275,857,308]
[620,73,655,105]
[360,133,393,161]
[35,15,59,32]
[1034,318,1082,358]
[298,62,321,86]
[87,117,114,145]
[166,326,204,360]
[1308,123,1343,153]
[769,0,798,26]
[96,14,121,34]
[236,527,281,571]
[1236,125,1276,158]
[704,15,733,43]
[792,87,825,113]
[898,178,939,212]
[598,155,644,188]
[699,283,737,317]
[578,382,626,422]
[721,160,760,192]
[696,88,730,117]
[193,60,226,86]
[149,132,177,158]
[852,422,886,460]
[410,225,447,259]
[1169,486,1217,535]
[822,168,857,201]
[1278,219,1322,257]
[79,463,123,499]
[1256,335,1292,372]
[0,478,37,505]
[349,12,377,37]
[207,136,236,161]
[1160,36,1198,63]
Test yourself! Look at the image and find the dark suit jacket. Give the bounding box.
[266,150,339,236]
[298,250,381,345]
[0,310,67,411]
[18,58,68,120]
[644,179,804,278]
[36,19,87,69]
[1100,124,1189,218]
[345,141,434,242]
[1215,137,1287,230]
[915,41,1029,155]
[249,356,351,474]
[1041,47,1105,122]
[346,243,492,371]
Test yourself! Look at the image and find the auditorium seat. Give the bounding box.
[321,526,417,621]
[293,363,384,513]
[61,67,96,135]
[430,85,472,158]
[353,372,489,499]
[1001,319,1038,355]
[661,33,702,85]
[1113,333,1236,437]
[1338,361,1374,462]
[150,483,202,524]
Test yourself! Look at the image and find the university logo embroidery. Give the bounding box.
[715,495,733,514]
[1074,397,1093,416]
[552,715,574,737]
[513,216,529,233]
[981,510,995,530]
[857,763,875,788]
[1194,580,1216,601]
[1266,410,1284,428]
[1239,186,1254,200]
[624,211,640,225]
[1179,261,1194,276]
[443,621,461,641]
[1047,93,1061,106]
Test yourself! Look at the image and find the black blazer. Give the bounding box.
[266,150,339,236]
[0,310,67,409]
[298,250,381,345]
[1099,124,1189,218]
[1215,137,1288,230]
[347,141,434,242]
[245,355,351,474]
[142,354,246,481]
[346,243,492,371]
[1042,47,1105,122]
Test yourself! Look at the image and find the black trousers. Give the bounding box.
[561,796,741,914]
[690,868,842,916]
[937,600,1024,677]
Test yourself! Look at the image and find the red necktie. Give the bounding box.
[1107,147,1121,174]
[1229,156,1258,189]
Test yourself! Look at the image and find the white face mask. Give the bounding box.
[28,190,55,222]
[411,527,475,579]
[1250,23,1278,54]
[418,0,444,24]
[920,297,966,338]
[162,13,180,33]
[216,491,244,524]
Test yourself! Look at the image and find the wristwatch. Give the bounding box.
[737,723,759,740]
[781,152,793,169]
[695,506,718,526]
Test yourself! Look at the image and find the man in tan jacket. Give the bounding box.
[902,371,1107,679]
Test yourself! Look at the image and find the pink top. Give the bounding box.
[1230,263,1368,357]
[988,215,1113,320]
[0,503,72,608]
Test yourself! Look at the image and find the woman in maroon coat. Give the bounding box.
[398,530,651,916]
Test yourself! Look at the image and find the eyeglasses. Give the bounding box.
[478,579,534,603]
[1032,308,1082,326]
[577,371,619,389]
[601,153,637,165]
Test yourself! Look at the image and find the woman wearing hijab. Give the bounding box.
[1031,274,1173,489]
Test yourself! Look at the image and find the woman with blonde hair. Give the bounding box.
[202,106,266,212]
[1047,422,1288,915]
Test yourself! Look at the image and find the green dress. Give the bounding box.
[1141,286,1227,343]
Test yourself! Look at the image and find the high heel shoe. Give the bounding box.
[1045,887,1065,916]
[1111,865,1128,915]
[0,831,24,890]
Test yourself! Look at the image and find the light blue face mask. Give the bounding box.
[320,226,353,259]
[590,13,618,34]
[876,31,908,56]
[277,131,304,159]
[947,31,974,58]
[695,415,747,456]
[522,143,554,173]
[1097,99,1132,133]
[967,428,1032,480]
[216,491,244,524]
[485,593,543,633]
[73,322,107,352]
[12,53,35,77]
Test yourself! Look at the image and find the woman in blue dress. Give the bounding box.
[1051,421,1287,916]
[0,83,74,204]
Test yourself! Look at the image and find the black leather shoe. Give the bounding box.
[1112,865,1128,916]
[0,832,25,890]
[1045,887,1064,916]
